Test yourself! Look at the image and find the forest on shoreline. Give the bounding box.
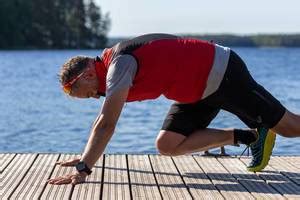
[0,0,110,49]
[1,0,299,49]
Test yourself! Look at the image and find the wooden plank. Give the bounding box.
[194,156,254,200]
[40,154,79,200]
[173,155,224,199]
[0,153,16,173]
[102,154,131,200]
[71,155,104,200]
[149,155,192,200]
[0,153,37,199]
[128,155,162,200]
[283,156,300,169]
[240,157,300,199]
[218,157,284,199]
[269,157,300,185]
[1,154,300,199]
[10,154,59,199]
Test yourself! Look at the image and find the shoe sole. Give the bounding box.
[247,130,276,172]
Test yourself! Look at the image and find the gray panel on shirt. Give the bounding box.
[106,54,138,97]
[202,44,231,99]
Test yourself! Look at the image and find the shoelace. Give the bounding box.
[238,129,261,159]
[239,145,250,159]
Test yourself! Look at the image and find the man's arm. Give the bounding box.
[80,55,137,170]
[81,87,129,169]
[47,88,128,185]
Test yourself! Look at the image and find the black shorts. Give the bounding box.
[161,50,286,137]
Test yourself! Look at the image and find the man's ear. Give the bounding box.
[84,72,95,79]
[82,60,97,80]
[83,67,96,80]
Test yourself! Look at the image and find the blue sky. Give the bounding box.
[97,0,300,37]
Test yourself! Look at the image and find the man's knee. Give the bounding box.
[155,138,175,156]
[155,130,186,156]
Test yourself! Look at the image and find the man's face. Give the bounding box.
[69,66,101,99]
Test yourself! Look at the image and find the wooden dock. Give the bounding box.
[1,154,300,199]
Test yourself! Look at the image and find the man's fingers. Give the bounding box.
[48,175,73,185]
[55,161,69,166]
[55,158,81,166]
[60,162,69,166]
[55,161,67,165]
[47,175,72,184]
[47,178,63,184]
[47,176,63,182]
[47,173,86,185]
[53,178,72,185]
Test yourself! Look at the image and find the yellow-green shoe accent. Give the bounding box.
[247,127,276,172]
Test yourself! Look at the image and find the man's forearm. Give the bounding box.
[80,88,127,171]
[81,119,115,169]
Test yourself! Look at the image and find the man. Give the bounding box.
[47,33,300,185]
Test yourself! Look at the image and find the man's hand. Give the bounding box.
[55,158,81,166]
[47,171,87,185]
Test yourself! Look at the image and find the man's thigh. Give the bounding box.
[161,101,220,137]
[222,83,286,129]
[218,50,286,129]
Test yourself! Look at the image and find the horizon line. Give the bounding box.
[108,32,300,38]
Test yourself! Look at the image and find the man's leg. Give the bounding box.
[156,128,234,156]
[272,109,300,137]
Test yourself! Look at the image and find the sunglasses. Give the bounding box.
[62,67,91,95]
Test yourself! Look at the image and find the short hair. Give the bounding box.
[59,56,91,85]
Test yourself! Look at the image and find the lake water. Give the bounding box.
[0,48,299,155]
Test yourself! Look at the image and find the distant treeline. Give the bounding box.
[108,34,300,47]
[186,34,300,47]
[0,0,110,49]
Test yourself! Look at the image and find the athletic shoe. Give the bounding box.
[247,127,276,172]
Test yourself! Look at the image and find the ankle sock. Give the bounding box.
[233,129,257,145]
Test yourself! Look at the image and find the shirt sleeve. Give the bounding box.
[106,54,138,97]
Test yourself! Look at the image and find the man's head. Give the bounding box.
[59,56,101,99]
